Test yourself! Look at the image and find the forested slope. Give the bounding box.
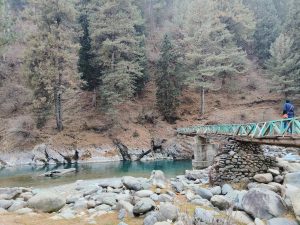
[0,0,299,152]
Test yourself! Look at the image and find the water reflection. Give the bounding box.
[0,160,192,188]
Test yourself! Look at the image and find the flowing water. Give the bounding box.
[0,160,192,188]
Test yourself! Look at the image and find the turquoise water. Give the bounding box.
[0,160,192,188]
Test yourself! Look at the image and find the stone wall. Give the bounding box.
[210,139,277,185]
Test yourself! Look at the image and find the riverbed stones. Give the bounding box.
[150,170,167,189]
[122,176,143,191]
[15,208,33,215]
[268,169,280,176]
[274,175,284,183]
[241,188,287,219]
[98,179,123,189]
[28,191,66,213]
[133,198,155,216]
[253,173,273,183]
[210,195,231,210]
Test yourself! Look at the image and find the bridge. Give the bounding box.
[177,117,300,169]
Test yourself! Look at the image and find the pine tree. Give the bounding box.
[245,0,281,62]
[24,0,78,130]
[78,1,101,107]
[89,0,146,111]
[156,35,181,123]
[184,0,248,115]
[266,34,295,97]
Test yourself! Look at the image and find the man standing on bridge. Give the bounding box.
[283,100,295,133]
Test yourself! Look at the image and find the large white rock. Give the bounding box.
[159,202,178,221]
[133,198,155,215]
[284,172,300,222]
[122,176,143,191]
[150,170,167,189]
[253,173,273,183]
[232,211,254,224]
[210,195,231,210]
[28,191,66,213]
[241,188,286,219]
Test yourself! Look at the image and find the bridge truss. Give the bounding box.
[177,117,300,147]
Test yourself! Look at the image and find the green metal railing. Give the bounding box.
[177,117,300,138]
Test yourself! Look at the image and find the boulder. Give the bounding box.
[194,208,219,223]
[144,211,164,225]
[210,186,222,195]
[135,190,154,198]
[225,190,247,210]
[171,182,184,193]
[28,191,66,213]
[267,218,298,225]
[8,200,27,212]
[158,194,173,203]
[221,184,233,195]
[159,202,178,221]
[133,198,155,216]
[117,200,134,217]
[241,188,286,219]
[283,172,300,222]
[150,170,167,189]
[98,179,123,189]
[15,208,33,215]
[185,170,207,181]
[232,211,254,224]
[73,198,88,211]
[122,176,143,191]
[210,195,232,210]
[253,173,273,183]
[154,222,171,225]
[268,169,280,176]
[255,218,266,225]
[191,198,213,207]
[195,188,213,200]
[0,200,13,209]
[274,175,284,183]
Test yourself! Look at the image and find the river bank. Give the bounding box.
[0,156,299,225]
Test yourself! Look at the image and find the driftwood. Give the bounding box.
[114,138,165,161]
[113,139,132,161]
[41,168,76,177]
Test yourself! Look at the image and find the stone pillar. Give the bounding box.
[192,136,217,169]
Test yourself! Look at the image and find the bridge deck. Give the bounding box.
[177,117,300,147]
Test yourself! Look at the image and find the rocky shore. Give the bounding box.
[0,156,299,225]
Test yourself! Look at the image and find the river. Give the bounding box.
[0,160,192,188]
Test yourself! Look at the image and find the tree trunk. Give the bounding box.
[55,71,63,131]
[200,87,205,115]
[113,139,132,161]
[92,87,97,108]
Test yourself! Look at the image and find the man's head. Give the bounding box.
[286,100,291,103]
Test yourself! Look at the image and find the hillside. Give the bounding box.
[0,55,286,155]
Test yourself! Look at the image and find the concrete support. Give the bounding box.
[192,136,218,169]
